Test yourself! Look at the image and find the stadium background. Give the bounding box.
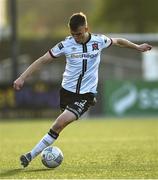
[0,0,158,118]
[0,0,158,179]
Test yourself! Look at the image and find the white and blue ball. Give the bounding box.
[41,146,63,168]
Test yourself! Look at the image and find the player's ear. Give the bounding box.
[85,26,88,32]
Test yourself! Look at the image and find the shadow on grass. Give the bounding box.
[0,168,23,178]
[0,168,52,178]
[25,168,53,172]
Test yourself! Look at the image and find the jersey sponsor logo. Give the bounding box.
[67,52,99,59]
[71,47,77,51]
[58,43,64,50]
[92,43,99,51]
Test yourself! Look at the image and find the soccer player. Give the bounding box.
[13,12,152,168]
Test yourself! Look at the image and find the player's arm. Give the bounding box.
[111,38,152,52]
[13,52,53,90]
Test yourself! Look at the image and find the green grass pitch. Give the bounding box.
[0,118,158,179]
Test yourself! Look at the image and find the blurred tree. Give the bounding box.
[17,0,95,39]
[94,0,158,33]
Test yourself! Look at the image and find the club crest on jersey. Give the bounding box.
[92,43,99,51]
[58,43,64,50]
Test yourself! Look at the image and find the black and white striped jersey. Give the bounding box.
[49,33,112,94]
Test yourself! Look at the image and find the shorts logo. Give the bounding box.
[74,100,87,112]
[58,43,64,50]
[92,43,99,51]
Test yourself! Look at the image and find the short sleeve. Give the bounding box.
[49,41,65,58]
[101,35,113,49]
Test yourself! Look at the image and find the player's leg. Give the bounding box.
[30,109,76,159]
[20,89,96,168]
[20,110,76,168]
[51,109,77,134]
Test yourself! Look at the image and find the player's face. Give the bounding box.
[70,26,88,43]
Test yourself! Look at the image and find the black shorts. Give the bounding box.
[60,88,97,119]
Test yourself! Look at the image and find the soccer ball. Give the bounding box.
[41,146,64,168]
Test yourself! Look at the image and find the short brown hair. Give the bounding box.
[68,12,87,31]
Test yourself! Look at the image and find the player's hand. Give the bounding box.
[13,77,24,90]
[137,43,152,52]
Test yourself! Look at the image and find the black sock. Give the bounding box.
[48,129,59,139]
